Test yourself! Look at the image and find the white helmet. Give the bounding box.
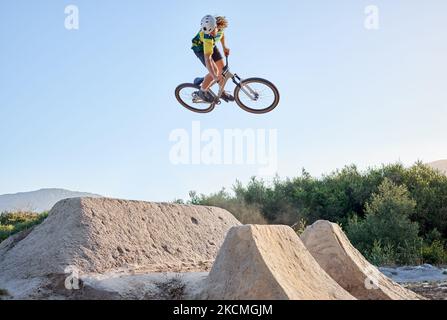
[201,15,217,34]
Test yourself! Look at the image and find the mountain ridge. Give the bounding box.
[0,188,102,213]
[427,160,447,175]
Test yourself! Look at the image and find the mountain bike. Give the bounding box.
[175,57,280,114]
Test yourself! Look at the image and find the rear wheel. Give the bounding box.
[175,83,215,113]
[234,78,280,114]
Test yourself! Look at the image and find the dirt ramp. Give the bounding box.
[201,225,355,300]
[0,198,240,283]
[301,220,422,300]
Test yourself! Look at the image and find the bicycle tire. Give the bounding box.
[175,83,215,114]
[234,78,280,114]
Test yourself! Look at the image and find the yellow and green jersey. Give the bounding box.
[191,30,224,55]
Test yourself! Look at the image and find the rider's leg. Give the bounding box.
[201,72,214,91]
[214,58,234,102]
[201,47,223,91]
[200,58,223,91]
[215,58,224,74]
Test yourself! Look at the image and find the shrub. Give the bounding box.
[0,211,41,225]
[234,177,304,224]
[346,179,422,265]
[425,228,443,245]
[0,225,15,243]
[184,161,447,265]
[421,240,447,265]
[0,211,48,243]
[188,189,267,225]
[402,162,447,237]
[366,240,397,266]
[292,218,308,236]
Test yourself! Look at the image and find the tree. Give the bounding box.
[346,178,422,265]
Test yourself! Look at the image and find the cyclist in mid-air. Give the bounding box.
[191,15,234,103]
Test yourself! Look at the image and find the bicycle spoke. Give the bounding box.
[237,80,277,111]
[240,92,275,99]
[176,84,213,112]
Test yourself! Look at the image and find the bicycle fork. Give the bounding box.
[232,74,259,101]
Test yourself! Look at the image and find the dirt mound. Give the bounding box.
[0,197,240,297]
[200,225,355,300]
[301,220,422,300]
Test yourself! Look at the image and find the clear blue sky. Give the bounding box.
[1,1,446,201]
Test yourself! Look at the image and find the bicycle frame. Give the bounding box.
[206,57,259,104]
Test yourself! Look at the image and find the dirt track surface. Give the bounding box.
[404,282,447,300]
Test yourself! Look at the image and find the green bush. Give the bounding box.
[186,161,447,265]
[0,211,48,243]
[0,211,41,225]
[401,162,447,237]
[421,240,447,265]
[188,189,267,225]
[344,179,422,265]
[234,177,305,225]
[425,228,443,244]
[0,225,15,243]
[292,218,308,237]
[366,240,397,266]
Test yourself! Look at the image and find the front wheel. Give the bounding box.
[175,83,215,114]
[234,78,280,114]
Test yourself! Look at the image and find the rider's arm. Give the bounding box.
[220,34,230,56]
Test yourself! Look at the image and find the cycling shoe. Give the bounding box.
[193,77,205,86]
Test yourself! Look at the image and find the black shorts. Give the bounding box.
[194,47,223,67]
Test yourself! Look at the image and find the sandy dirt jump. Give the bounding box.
[0,197,240,298]
[301,220,422,300]
[0,200,424,300]
[200,225,355,300]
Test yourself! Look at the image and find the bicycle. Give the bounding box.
[175,57,280,114]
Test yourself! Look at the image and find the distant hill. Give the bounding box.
[0,188,102,213]
[427,160,447,175]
